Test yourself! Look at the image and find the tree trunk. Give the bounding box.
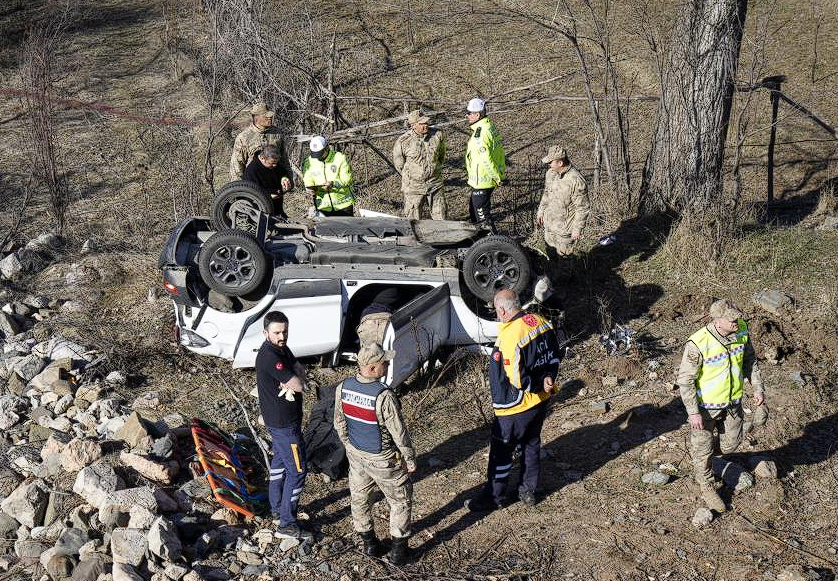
[640,0,748,214]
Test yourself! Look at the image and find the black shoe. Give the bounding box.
[276,523,313,540]
[519,489,536,507]
[359,530,384,557]
[464,495,500,513]
[387,536,410,566]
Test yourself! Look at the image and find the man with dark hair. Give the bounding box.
[256,310,311,539]
[230,102,292,181]
[466,289,561,512]
[243,145,294,218]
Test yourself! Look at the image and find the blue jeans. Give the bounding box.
[268,425,308,526]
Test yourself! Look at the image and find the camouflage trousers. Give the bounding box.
[690,404,743,485]
[356,312,390,348]
[404,190,447,220]
[346,448,413,539]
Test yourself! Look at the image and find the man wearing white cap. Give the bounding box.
[302,136,356,216]
[392,109,447,220]
[464,97,506,232]
[230,102,291,182]
[677,299,767,513]
[334,344,416,565]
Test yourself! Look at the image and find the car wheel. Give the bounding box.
[198,229,269,297]
[211,181,273,234]
[461,235,531,302]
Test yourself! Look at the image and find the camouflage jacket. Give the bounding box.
[392,129,445,196]
[537,166,590,246]
[229,124,290,181]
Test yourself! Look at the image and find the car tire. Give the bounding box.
[211,181,273,233]
[198,229,269,297]
[461,235,531,302]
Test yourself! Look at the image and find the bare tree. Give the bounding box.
[19,4,74,236]
[639,0,749,215]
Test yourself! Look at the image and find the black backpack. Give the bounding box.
[303,383,348,480]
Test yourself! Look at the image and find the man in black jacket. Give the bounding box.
[256,311,311,539]
[243,145,294,218]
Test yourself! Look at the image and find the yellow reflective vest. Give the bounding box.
[302,150,355,212]
[489,312,560,416]
[465,117,506,189]
[688,320,749,408]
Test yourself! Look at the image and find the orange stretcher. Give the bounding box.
[190,418,267,518]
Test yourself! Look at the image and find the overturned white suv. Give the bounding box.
[158,181,539,387]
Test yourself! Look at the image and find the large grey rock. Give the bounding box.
[111,528,147,565]
[31,336,91,361]
[45,552,75,580]
[14,538,48,564]
[691,507,714,528]
[55,527,90,556]
[0,253,23,280]
[712,458,754,491]
[71,555,107,581]
[0,394,28,430]
[1,478,49,527]
[112,562,145,581]
[12,354,46,382]
[752,289,793,315]
[100,487,178,524]
[115,411,153,450]
[120,451,179,484]
[147,516,182,561]
[164,563,189,580]
[0,311,21,337]
[127,505,156,529]
[62,438,103,472]
[0,511,19,537]
[27,358,71,392]
[72,463,124,509]
[26,232,61,252]
[641,471,670,486]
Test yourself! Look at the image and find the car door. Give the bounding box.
[382,284,450,387]
[232,279,343,367]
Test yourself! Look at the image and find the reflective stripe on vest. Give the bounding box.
[340,377,387,454]
[688,320,749,408]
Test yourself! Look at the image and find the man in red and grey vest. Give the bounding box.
[334,344,416,566]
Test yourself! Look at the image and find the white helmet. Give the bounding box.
[309,136,328,153]
[466,97,486,113]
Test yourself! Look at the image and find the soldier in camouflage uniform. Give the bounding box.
[229,103,292,184]
[677,299,768,512]
[334,344,416,566]
[536,146,590,258]
[392,109,447,220]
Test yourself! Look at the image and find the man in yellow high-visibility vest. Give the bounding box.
[676,299,767,513]
[302,136,356,217]
[464,98,505,233]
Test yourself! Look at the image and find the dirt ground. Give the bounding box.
[1,0,838,579]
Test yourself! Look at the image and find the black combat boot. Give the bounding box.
[387,536,410,566]
[359,530,384,557]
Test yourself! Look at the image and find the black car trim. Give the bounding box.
[191,302,208,331]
